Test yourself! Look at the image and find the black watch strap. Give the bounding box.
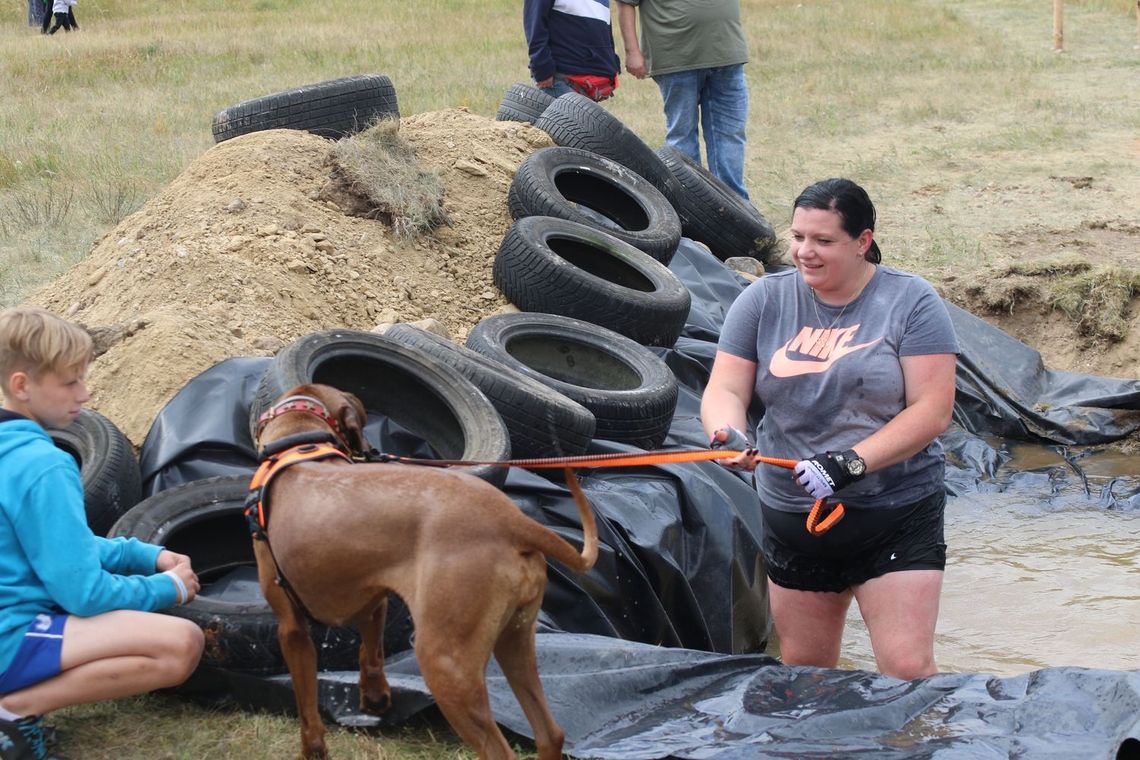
[833,449,866,480]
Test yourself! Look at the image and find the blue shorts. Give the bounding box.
[0,614,66,693]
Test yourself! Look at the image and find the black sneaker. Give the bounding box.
[13,717,52,760]
[0,718,36,760]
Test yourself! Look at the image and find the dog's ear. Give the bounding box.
[337,391,369,454]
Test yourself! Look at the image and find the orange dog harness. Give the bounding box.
[244,443,352,540]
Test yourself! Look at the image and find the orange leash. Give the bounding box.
[363,447,844,535]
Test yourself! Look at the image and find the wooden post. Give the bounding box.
[1053,0,1063,51]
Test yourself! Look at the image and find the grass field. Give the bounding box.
[2,0,1138,756]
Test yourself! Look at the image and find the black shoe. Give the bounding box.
[0,718,37,760]
[14,716,66,760]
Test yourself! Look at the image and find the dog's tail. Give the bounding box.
[539,467,598,572]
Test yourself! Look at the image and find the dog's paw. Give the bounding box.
[360,689,393,715]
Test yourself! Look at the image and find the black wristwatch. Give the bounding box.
[832,449,867,480]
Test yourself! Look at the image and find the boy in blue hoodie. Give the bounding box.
[0,307,204,760]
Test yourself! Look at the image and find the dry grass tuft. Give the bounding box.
[960,258,1138,340]
[327,117,447,238]
[1049,267,1139,340]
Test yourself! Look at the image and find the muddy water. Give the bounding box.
[833,445,1140,677]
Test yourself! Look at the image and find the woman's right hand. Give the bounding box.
[710,426,758,471]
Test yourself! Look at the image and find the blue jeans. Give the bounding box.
[28,0,48,26]
[654,64,750,200]
[540,79,576,98]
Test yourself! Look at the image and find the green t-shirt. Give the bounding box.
[620,0,748,76]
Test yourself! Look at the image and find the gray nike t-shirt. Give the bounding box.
[718,265,960,512]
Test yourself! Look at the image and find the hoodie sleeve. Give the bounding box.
[523,0,556,82]
[97,535,165,576]
[15,460,178,615]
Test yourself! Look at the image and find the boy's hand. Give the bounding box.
[163,563,200,605]
[156,549,192,572]
[157,550,199,604]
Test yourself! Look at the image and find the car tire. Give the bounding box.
[47,409,142,536]
[211,74,399,143]
[465,313,679,450]
[250,329,511,486]
[509,146,682,264]
[534,92,685,213]
[655,144,779,263]
[494,216,691,348]
[382,323,596,458]
[495,82,556,125]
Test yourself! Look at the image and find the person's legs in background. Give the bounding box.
[699,64,750,199]
[654,69,703,164]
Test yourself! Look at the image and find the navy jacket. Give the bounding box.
[524,0,620,82]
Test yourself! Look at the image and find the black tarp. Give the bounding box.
[184,633,1140,759]
[138,238,1140,758]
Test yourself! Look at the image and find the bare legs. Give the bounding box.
[0,610,203,717]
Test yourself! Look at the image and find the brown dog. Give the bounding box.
[250,383,598,759]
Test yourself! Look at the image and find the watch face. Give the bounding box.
[847,457,866,477]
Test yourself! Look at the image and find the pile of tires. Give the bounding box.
[131,82,758,676]
[110,323,654,675]
[491,84,778,356]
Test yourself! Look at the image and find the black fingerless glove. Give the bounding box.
[710,425,753,451]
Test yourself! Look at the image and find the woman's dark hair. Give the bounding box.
[793,178,882,263]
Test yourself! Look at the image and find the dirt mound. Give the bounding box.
[941,220,1140,380]
[32,109,553,445]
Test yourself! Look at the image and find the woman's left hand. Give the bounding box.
[794,452,853,499]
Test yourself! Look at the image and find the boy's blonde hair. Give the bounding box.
[0,307,93,394]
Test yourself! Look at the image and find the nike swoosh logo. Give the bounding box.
[770,336,883,377]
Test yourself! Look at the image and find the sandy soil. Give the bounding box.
[29,108,1139,446]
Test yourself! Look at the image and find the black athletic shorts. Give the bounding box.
[761,489,946,593]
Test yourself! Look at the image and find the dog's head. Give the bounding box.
[259,383,369,455]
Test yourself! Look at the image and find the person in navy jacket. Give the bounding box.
[524,0,621,99]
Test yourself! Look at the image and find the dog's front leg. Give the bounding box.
[355,594,392,714]
[255,544,328,759]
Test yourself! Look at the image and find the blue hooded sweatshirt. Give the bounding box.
[0,410,178,675]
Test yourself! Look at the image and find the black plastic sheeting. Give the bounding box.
[139,238,1140,758]
[183,633,1140,759]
